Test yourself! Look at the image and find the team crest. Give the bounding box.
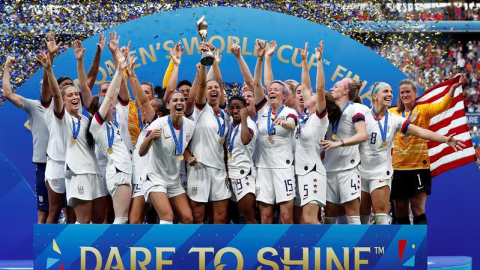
[39,196,44,203]
[191,186,198,196]
[411,113,417,122]
[51,179,58,187]
[78,185,84,195]
[255,187,260,196]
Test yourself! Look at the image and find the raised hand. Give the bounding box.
[4,56,15,69]
[298,42,308,61]
[255,40,267,59]
[452,73,466,89]
[265,40,277,58]
[97,32,106,51]
[44,32,63,55]
[231,43,241,58]
[214,49,222,64]
[36,51,51,69]
[120,41,131,59]
[170,41,184,66]
[73,40,85,60]
[115,49,127,70]
[108,31,120,51]
[126,56,138,76]
[240,107,248,121]
[315,41,324,61]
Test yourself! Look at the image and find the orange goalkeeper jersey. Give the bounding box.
[389,94,452,170]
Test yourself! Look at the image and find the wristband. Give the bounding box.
[341,140,345,147]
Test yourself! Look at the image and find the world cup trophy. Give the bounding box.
[196,15,215,66]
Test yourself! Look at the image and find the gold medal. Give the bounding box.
[219,137,225,144]
[227,152,232,159]
[107,147,113,154]
[332,134,338,140]
[381,141,388,148]
[268,135,273,142]
[71,139,76,145]
[178,155,184,161]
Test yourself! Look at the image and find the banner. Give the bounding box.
[466,113,480,126]
[1,7,409,260]
[34,224,427,270]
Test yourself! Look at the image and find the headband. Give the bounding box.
[372,82,389,95]
[342,79,349,91]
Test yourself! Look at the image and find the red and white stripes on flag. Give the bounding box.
[417,76,477,178]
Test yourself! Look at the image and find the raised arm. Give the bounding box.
[74,40,93,111]
[162,59,175,89]
[98,50,126,119]
[185,63,200,116]
[36,52,63,114]
[254,40,267,105]
[264,40,277,88]
[239,107,253,145]
[107,31,121,71]
[86,32,105,90]
[315,41,326,113]
[2,57,23,108]
[126,56,156,123]
[163,41,184,104]
[299,42,312,93]
[42,32,62,104]
[212,50,226,107]
[231,43,254,90]
[195,44,209,105]
[117,44,132,103]
[406,124,465,151]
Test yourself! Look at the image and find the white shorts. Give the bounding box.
[106,172,132,197]
[187,163,231,203]
[180,173,188,191]
[256,166,295,205]
[98,164,109,194]
[294,171,326,207]
[361,177,392,194]
[65,173,108,206]
[326,168,361,205]
[45,158,65,179]
[46,177,66,194]
[131,183,145,199]
[230,174,256,202]
[144,179,185,202]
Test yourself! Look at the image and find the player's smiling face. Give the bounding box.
[373,85,393,108]
[167,92,186,117]
[229,99,244,122]
[63,86,80,113]
[268,82,285,107]
[399,84,417,107]
[207,80,221,106]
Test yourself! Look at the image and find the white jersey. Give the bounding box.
[21,97,50,163]
[90,111,133,180]
[359,109,410,180]
[115,98,134,155]
[255,98,298,169]
[190,103,230,169]
[323,102,369,172]
[146,116,195,182]
[295,109,329,176]
[55,108,100,175]
[132,114,158,185]
[226,117,257,179]
[44,102,66,162]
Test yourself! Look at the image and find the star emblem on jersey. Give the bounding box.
[246,182,250,186]
[313,179,317,183]
[313,184,317,188]
[313,190,317,194]
[46,239,64,269]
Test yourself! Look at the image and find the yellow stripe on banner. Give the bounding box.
[53,239,61,254]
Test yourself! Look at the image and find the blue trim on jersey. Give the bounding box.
[117,96,129,106]
[255,97,267,112]
[41,97,52,108]
[317,108,328,119]
[54,106,65,119]
[94,111,105,125]
[194,102,206,110]
[352,113,365,123]
[401,120,411,134]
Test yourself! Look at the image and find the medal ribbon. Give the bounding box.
[228,122,240,154]
[332,101,352,134]
[106,122,115,150]
[402,103,416,139]
[137,107,144,130]
[168,115,183,157]
[372,107,388,146]
[268,104,285,136]
[72,116,81,140]
[214,109,225,138]
[113,110,119,128]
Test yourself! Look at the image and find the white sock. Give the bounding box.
[374,214,389,225]
[337,215,348,224]
[347,216,361,225]
[113,217,128,224]
[160,220,173,224]
[360,215,371,224]
[324,217,337,224]
[75,221,81,224]
[178,222,183,224]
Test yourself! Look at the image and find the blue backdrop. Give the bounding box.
[0,6,478,262]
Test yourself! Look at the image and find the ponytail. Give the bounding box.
[85,96,100,149]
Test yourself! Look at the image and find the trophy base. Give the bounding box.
[201,51,215,66]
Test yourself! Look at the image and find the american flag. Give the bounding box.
[417,76,477,178]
